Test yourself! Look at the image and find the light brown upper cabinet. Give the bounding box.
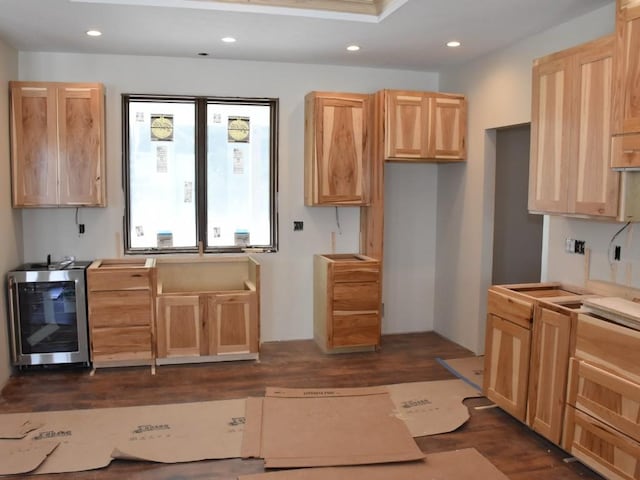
[612,0,640,168]
[10,81,106,207]
[304,91,371,206]
[529,36,640,220]
[383,90,466,162]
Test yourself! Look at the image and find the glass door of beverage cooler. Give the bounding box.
[8,269,89,366]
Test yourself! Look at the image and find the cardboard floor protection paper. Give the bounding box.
[242,386,425,468]
[387,379,482,437]
[237,447,510,480]
[437,356,485,391]
[0,398,246,476]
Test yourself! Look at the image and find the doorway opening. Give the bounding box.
[492,124,543,284]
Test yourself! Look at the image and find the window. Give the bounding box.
[123,95,278,254]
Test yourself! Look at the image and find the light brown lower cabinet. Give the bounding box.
[527,304,572,444]
[483,287,534,421]
[563,313,640,480]
[87,259,156,368]
[155,256,260,365]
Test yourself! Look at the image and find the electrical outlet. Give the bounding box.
[574,240,585,255]
[565,238,585,255]
[293,221,303,231]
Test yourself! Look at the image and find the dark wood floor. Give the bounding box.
[1,332,603,480]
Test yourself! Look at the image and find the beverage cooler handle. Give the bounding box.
[7,276,19,363]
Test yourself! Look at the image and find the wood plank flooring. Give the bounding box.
[0,332,604,479]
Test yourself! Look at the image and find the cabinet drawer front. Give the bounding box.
[332,262,380,283]
[575,314,640,383]
[333,283,380,311]
[487,290,533,328]
[88,269,151,291]
[332,313,379,348]
[568,358,640,442]
[91,327,151,356]
[564,406,640,480]
[89,291,151,327]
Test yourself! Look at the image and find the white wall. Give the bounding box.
[434,2,616,353]
[0,38,21,387]
[17,53,439,342]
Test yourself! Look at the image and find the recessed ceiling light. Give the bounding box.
[446,40,461,48]
[86,29,102,37]
[221,37,236,43]
[347,45,360,52]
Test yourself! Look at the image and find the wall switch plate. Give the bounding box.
[565,238,585,255]
[293,221,303,231]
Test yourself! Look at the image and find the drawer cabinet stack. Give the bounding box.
[313,254,381,352]
[86,259,156,368]
[563,314,640,480]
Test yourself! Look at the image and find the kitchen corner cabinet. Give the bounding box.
[87,258,156,368]
[611,0,640,169]
[9,81,106,207]
[304,91,371,206]
[529,35,624,218]
[483,286,534,421]
[155,256,260,364]
[383,90,466,162]
[313,254,381,352]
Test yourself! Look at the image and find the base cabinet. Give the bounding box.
[155,257,260,365]
[86,259,155,368]
[483,288,534,421]
[313,254,381,352]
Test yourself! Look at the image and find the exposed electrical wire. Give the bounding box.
[335,207,342,235]
[608,221,631,266]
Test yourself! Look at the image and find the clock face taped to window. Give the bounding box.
[228,116,250,143]
[150,114,174,141]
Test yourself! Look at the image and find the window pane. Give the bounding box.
[206,102,272,248]
[128,101,196,249]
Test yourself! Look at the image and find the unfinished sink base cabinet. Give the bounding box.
[87,259,156,368]
[155,257,260,365]
[314,254,381,353]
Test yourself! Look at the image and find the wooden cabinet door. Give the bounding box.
[527,306,571,444]
[617,0,640,134]
[207,292,258,355]
[57,85,106,206]
[10,84,58,206]
[156,295,203,358]
[571,38,619,217]
[430,94,466,160]
[529,56,572,213]
[304,92,370,206]
[385,91,429,160]
[484,314,531,421]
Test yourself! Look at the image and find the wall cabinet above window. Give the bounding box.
[383,90,466,162]
[10,81,106,207]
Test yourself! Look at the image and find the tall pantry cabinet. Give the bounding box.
[9,81,106,207]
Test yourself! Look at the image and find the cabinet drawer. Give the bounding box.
[564,406,640,480]
[575,314,640,383]
[332,313,379,348]
[89,291,151,327]
[487,289,533,329]
[91,326,151,356]
[333,283,380,311]
[88,269,151,291]
[332,263,380,283]
[568,358,640,442]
